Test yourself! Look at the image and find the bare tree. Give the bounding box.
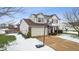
[0,7,22,18]
[64,8,79,36]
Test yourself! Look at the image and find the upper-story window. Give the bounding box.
[38,18,41,22]
[53,19,58,23]
[38,18,44,22]
[56,20,58,23]
[52,19,53,23]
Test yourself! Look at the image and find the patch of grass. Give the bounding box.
[0,34,16,48]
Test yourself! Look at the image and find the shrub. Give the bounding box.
[19,31,31,39]
[26,29,31,38]
[58,30,63,33]
[55,30,63,34]
[22,34,27,38]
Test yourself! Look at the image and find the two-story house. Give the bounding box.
[20,13,60,36]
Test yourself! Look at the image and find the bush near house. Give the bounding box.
[26,29,31,38]
[0,34,16,48]
[55,30,63,34]
[18,30,31,39]
[58,30,63,33]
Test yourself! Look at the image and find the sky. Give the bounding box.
[0,7,74,24]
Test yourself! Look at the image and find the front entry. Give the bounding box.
[48,26,58,35]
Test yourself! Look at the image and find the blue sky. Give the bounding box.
[0,7,74,24]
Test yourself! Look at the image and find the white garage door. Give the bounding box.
[31,27,47,36]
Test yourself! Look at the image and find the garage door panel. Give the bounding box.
[31,27,47,36]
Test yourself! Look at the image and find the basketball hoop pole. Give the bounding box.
[35,25,46,48]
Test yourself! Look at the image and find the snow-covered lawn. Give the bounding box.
[6,34,54,51]
[63,31,78,34]
[57,34,79,43]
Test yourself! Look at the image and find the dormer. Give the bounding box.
[48,14,59,24]
[29,14,37,22]
[36,13,45,23]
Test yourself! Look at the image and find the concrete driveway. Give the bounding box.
[36,35,79,51]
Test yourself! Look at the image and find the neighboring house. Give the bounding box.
[0,23,8,29]
[0,23,19,34]
[20,13,60,36]
[5,24,19,33]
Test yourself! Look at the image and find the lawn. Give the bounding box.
[0,34,16,48]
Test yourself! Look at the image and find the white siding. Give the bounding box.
[29,15,36,22]
[20,20,29,35]
[49,16,58,24]
[52,16,58,24]
[36,14,45,23]
[52,16,58,20]
[31,26,47,36]
[48,18,52,23]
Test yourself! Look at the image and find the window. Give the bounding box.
[38,18,44,22]
[52,19,58,23]
[38,18,41,22]
[53,19,58,23]
[56,20,58,23]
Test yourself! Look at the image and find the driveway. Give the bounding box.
[7,34,54,51]
[36,35,79,51]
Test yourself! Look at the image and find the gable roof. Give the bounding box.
[32,13,60,20]
[52,14,60,20]
[23,19,46,27]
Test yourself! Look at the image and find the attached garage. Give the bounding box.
[31,26,47,36]
[20,19,48,37]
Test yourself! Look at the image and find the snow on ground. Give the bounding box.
[57,34,79,43]
[0,29,5,34]
[7,34,54,51]
[64,31,78,34]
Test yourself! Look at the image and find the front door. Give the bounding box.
[51,28,53,34]
[48,27,53,35]
[48,26,57,35]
